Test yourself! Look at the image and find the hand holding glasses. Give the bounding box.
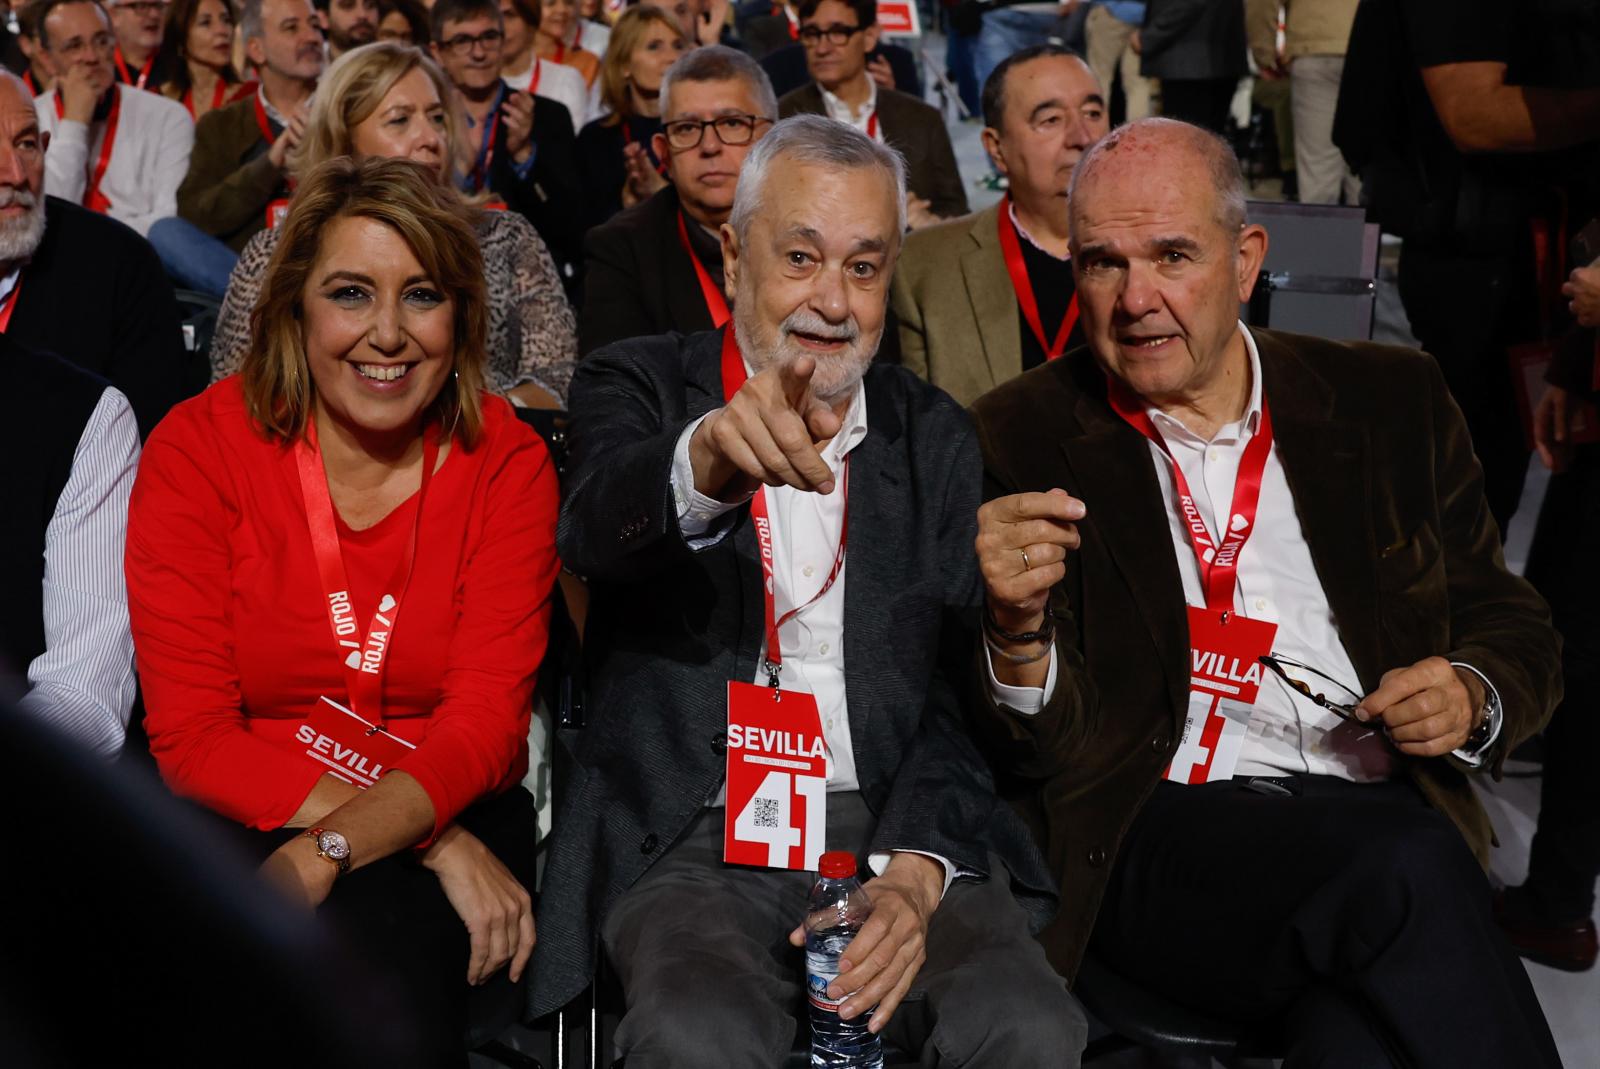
[1258,654,1378,734]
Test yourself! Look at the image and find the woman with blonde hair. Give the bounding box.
[210,40,577,408]
[128,156,560,1065]
[575,4,686,227]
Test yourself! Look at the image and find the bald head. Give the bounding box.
[0,70,33,110]
[1068,117,1246,244]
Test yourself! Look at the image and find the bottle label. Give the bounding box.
[807,966,844,1013]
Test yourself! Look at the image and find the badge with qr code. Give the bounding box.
[723,680,828,870]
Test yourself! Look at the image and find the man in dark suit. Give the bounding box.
[0,71,190,437]
[579,46,776,355]
[970,117,1562,1066]
[1138,0,1247,133]
[777,0,967,227]
[534,115,1084,1067]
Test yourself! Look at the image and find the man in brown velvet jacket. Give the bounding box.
[968,118,1564,1067]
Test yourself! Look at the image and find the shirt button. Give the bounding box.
[1253,598,1268,613]
[803,565,816,578]
[1087,847,1107,867]
[819,643,830,655]
[640,833,658,855]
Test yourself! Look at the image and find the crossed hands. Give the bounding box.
[786,852,943,1033]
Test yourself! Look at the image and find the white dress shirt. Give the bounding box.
[35,83,194,238]
[992,324,1501,778]
[819,80,883,142]
[20,387,139,757]
[504,56,590,131]
[670,375,956,893]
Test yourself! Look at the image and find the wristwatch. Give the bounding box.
[303,827,351,875]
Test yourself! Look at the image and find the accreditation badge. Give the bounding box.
[723,681,828,871]
[1165,607,1278,784]
[294,696,416,789]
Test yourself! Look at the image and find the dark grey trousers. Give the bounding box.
[602,791,1086,1068]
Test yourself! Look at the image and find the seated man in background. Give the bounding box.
[33,0,193,239]
[777,0,965,227]
[431,0,584,292]
[105,0,159,87]
[579,45,774,354]
[15,0,57,94]
[174,0,323,289]
[894,45,1106,406]
[0,70,191,436]
[533,115,1084,1066]
[1,335,138,759]
[970,118,1562,1067]
[315,0,379,60]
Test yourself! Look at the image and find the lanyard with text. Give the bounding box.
[721,327,838,870]
[997,194,1078,361]
[678,211,731,328]
[1109,380,1279,783]
[0,274,23,332]
[720,327,849,688]
[114,47,153,90]
[183,78,229,120]
[54,90,120,215]
[295,418,439,730]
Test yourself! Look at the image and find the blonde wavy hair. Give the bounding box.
[290,41,460,179]
[597,5,685,124]
[241,157,491,449]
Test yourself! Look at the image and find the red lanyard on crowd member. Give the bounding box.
[21,70,36,95]
[295,418,440,729]
[468,89,504,193]
[113,46,153,90]
[254,93,278,144]
[678,211,730,327]
[551,39,567,63]
[622,119,667,176]
[720,328,850,687]
[54,89,121,215]
[997,194,1078,361]
[1108,382,1274,613]
[183,78,230,120]
[865,110,878,141]
[0,274,24,332]
[776,4,798,38]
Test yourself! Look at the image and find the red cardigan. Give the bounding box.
[127,378,560,841]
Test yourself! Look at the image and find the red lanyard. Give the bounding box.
[183,78,229,120]
[254,94,278,144]
[720,328,849,686]
[0,273,23,332]
[552,39,566,63]
[55,89,121,215]
[677,211,730,327]
[1107,381,1274,613]
[294,419,439,728]
[777,5,798,38]
[865,110,878,141]
[114,47,153,90]
[997,194,1078,361]
[21,70,36,94]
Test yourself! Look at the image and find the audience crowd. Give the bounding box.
[2,0,1597,1064]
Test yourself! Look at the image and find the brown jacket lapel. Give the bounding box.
[960,205,1024,395]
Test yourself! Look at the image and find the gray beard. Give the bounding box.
[0,197,47,265]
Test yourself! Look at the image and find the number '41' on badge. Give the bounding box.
[723,680,829,870]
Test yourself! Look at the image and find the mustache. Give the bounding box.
[780,308,859,344]
[0,188,38,209]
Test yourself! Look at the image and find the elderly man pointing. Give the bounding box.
[969,118,1563,1067]
[534,114,1084,1067]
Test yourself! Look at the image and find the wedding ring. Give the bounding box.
[1020,547,1031,571]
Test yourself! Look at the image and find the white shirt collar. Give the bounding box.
[819,78,877,128]
[257,84,286,129]
[1146,321,1263,445]
[1007,199,1070,263]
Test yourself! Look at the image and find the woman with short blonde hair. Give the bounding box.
[128,157,560,1064]
[211,41,578,409]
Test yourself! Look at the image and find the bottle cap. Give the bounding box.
[818,851,857,879]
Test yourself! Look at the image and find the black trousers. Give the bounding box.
[1525,442,1600,922]
[206,787,540,1068]
[1159,77,1237,133]
[1398,241,1539,534]
[1089,777,1560,1069]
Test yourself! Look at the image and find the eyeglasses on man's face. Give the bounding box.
[1258,654,1375,732]
[798,22,864,47]
[662,114,772,150]
[440,27,504,54]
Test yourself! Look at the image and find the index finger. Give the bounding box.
[774,354,817,412]
[1357,661,1449,719]
[833,912,892,996]
[987,489,1086,525]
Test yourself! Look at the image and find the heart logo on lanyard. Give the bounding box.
[378,593,397,612]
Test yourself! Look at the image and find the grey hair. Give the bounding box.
[1068,117,1247,241]
[239,0,265,41]
[659,45,778,122]
[729,114,907,244]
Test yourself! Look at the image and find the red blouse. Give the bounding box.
[127,378,560,841]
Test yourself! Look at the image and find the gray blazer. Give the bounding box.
[529,329,1055,1016]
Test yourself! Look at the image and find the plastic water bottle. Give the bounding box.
[805,851,883,1069]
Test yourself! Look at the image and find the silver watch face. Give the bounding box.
[317,830,351,861]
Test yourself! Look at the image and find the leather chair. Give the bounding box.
[1075,949,1281,1063]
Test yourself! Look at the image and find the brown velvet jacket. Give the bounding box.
[967,327,1563,982]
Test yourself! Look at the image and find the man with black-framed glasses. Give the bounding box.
[430,0,583,290]
[580,45,777,354]
[776,0,965,229]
